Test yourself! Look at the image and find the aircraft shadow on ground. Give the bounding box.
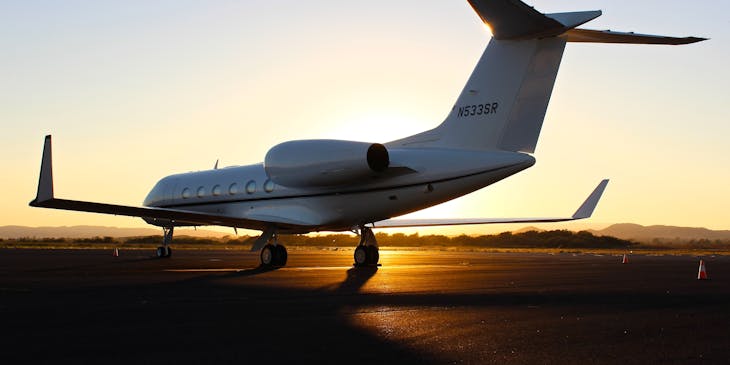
[6,260,730,365]
[3,266,430,364]
[336,266,378,292]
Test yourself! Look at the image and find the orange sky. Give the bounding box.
[1,0,728,235]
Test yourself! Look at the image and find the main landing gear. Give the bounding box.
[156,226,173,258]
[260,242,288,267]
[258,232,288,267]
[354,227,379,267]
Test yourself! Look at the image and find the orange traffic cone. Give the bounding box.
[113,248,119,257]
[621,254,628,264]
[697,259,708,280]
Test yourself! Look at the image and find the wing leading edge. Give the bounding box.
[371,179,609,228]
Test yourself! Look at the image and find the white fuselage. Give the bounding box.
[143,148,535,233]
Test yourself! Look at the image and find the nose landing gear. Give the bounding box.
[156,226,174,258]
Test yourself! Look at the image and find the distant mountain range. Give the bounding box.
[1,223,729,242]
[512,226,545,234]
[0,225,231,239]
[588,223,730,242]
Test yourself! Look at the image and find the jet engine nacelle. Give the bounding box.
[264,139,389,187]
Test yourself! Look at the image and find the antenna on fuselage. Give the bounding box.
[214,159,219,169]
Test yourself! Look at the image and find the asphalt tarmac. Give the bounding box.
[1,248,729,364]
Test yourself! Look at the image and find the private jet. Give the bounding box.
[30,0,704,267]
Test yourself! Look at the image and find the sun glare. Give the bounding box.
[483,22,494,36]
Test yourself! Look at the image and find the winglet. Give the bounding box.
[571,179,609,219]
[30,135,54,205]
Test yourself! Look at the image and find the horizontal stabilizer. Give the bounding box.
[468,0,705,45]
[371,179,609,229]
[468,0,601,40]
[547,11,601,30]
[468,0,560,40]
[565,29,706,45]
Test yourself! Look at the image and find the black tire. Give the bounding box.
[260,244,275,266]
[354,246,368,266]
[165,246,172,258]
[366,246,379,265]
[156,246,165,258]
[275,245,288,266]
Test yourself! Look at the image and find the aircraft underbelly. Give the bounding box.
[229,161,528,232]
[316,160,530,229]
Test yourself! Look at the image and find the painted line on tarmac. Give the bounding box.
[282,266,357,271]
[165,268,248,272]
[285,264,472,271]
[165,264,471,273]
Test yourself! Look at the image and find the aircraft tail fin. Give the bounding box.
[468,0,601,40]
[387,0,704,153]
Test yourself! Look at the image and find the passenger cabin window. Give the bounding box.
[264,179,275,193]
[197,186,205,198]
[181,188,191,199]
[245,180,256,194]
[212,185,222,196]
[229,183,239,195]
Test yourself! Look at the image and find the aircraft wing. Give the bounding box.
[371,179,608,228]
[30,197,271,229]
[29,135,302,231]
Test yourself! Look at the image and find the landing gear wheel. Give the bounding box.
[275,245,288,266]
[354,227,379,267]
[156,227,174,259]
[261,244,287,267]
[156,246,171,258]
[366,245,379,265]
[261,244,275,266]
[354,246,368,266]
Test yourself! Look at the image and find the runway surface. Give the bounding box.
[1,248,729,364]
